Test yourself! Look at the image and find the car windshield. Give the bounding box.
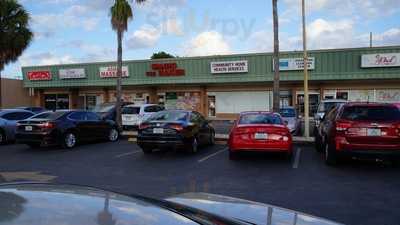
[122,107,140,114]
[92,103,115,113]
[148,111,188,122]
[30,111,66,120]
[239,113,282,125]
[318,102,342,113]
[280,108,296,117]
[341,105,400,121]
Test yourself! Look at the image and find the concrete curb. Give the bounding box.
[122,131,315,144]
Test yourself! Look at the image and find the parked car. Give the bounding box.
[279,106,300,134]
[16,106,46,114]
[15,110,119,149]
[92,102,133,122]
[137,110,215,154]
[0,183,342,225]
[314,99,347,134]
[122,104,164,130]
[0,109,35,144]
[228,111,293,160]
[316,102,400,165]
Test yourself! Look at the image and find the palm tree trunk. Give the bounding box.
[272,0,280,112]
[115,30,123,128]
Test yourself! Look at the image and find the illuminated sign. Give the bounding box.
[146,63,185,77]
[27,71,52,81]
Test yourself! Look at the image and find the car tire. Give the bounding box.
[62,132,77,149]
[189,137,199,153]
[108,128,119,142]
[0,130,6,145]
[142,147,153,154]
[324,141,337,166]
[229,150,239,160]
[315,133,323,152]
[209,131,215,146]
[286,151,293,161]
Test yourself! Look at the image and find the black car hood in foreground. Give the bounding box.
[0,184,343,225]
[167,193,343,225]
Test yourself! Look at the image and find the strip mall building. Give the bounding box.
[22,46,400,119]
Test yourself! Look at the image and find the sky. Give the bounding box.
[3,0,400,79]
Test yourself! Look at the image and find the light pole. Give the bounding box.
[302,0,310,137]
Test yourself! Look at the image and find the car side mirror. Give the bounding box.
[284,120,289,125]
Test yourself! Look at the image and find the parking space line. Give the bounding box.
[198,148,227,163]
[115,151,141,158]
[292,148,302,169]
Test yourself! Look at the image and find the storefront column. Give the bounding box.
[34,89,44,107]
[69,89,79,109]
[103,88,110,103]
[149,87,158,104]
[200,86,207,117]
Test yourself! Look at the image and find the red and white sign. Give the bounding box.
[99,66,129,78]
[27,71,52,81]
[361,53,400,68]
[146,63,185,77]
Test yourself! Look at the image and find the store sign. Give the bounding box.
[27,71,52,81]
[146,63,185,77]
[211,60,248,74]
[276,57,315,71]
[99,66,129,78]
[59,68,86,79]
[361,53,400,68]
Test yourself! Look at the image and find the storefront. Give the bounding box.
[22,46,400,119]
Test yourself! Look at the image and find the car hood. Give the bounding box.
[282,117,297,126]
[166,193,343,225]
[0,184,203,225]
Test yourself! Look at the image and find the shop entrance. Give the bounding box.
[296,93,320,116]
[44,94,69,110]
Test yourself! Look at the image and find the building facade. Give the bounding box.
[22,46,400,119]
[1,78,32,108]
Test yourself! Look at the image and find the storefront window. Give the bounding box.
[208,96,216,117]
[297,94,320,116]
[337,91,349,100]
[44,94,69,110]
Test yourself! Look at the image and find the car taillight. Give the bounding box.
[169,124,183,131]
[396,124,400,136]
[40,122,55,129]
[139,124,150,130]
[335,120,352,132]
[232,128,248,135]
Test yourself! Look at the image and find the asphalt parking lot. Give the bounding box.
[0,140,400,225]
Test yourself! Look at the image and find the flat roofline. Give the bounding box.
[21,45,400,70]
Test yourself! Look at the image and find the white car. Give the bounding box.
[122,104,164,130]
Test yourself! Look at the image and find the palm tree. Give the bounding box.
[272,0,280,112]
[0,0,33,108]
[110,0,146,128]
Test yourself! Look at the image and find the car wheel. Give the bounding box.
[286,151,293,161]
[0,130,5,145]
[142,147,153,154]
[315,133,323,152]
[324,142,337,166]
[209,131,215,146]
[229,150,239,160]
[108,128,119,142]
[189,137,198,153]
[62,132,77,149]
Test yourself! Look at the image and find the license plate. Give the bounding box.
[367,128,381,136]
[254,133,268,140]
[25,126,33,131]
[153,128,164,134]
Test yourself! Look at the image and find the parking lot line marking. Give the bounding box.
[198,148,227,163]
[115,151,141,158]
[292,148,302,169]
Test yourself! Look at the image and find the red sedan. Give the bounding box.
[228,111,293,160]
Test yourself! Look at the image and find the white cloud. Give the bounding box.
[160,19,184,36]
[306,19,355,49]
[126,25,161,49]
[19,52,76,66]
[183,31,231,56]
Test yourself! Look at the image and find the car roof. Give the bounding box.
[320,99,348,103]
[124,104,158,108]
[240,111,279,115]
[0,109,33,114]
[280,106,295,109]
[343,102,397,107]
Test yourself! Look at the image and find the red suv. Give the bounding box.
[317,102,400,165]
